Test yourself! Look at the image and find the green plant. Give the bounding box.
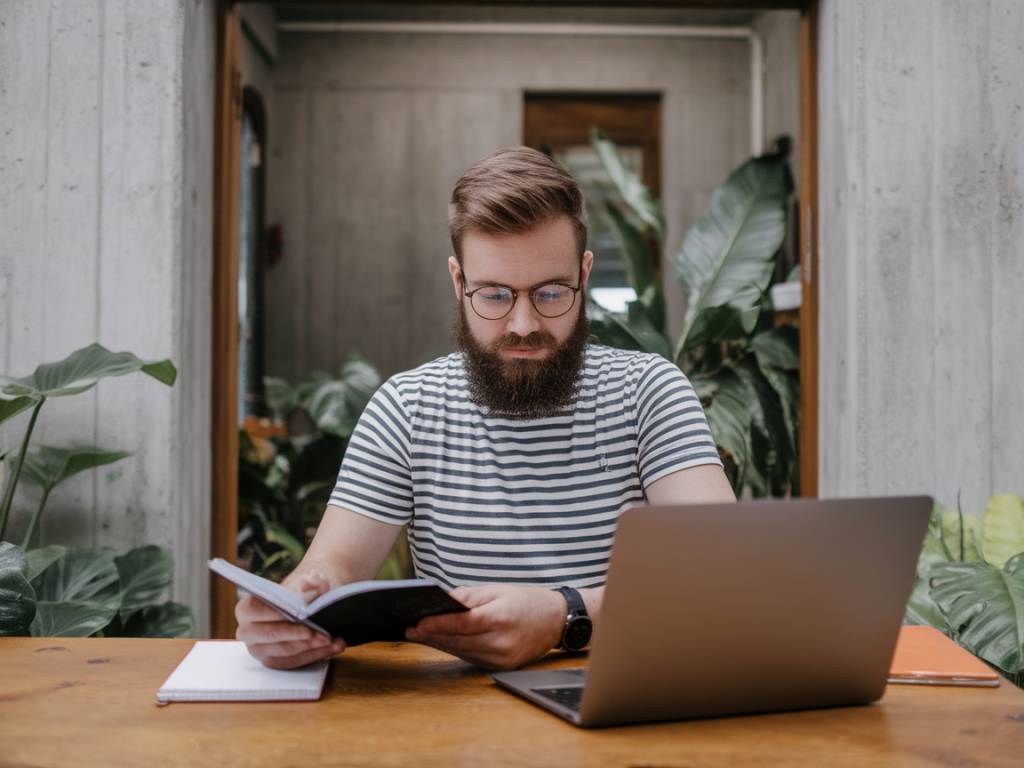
[240,353,411,582]
[905,494,1024,688]
[0,541,192,637]
[586,130,800,497]
[0,343,192,637]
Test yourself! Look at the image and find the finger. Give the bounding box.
[297,572,331,601]
[415,605,495,636]
[255,641,345,670]
[448,585,497,609]
[250,636,344,660]
[235,595,286,623]
[236,620,323,644]
[414,631,495,655]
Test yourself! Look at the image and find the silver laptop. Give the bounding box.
[493,496,932,728]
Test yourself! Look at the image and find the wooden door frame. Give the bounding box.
[211,0,242,639]
[210,0,820,636]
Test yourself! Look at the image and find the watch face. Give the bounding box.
[563,616,593,652]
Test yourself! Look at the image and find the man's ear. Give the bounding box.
[448,256,463,301]
[581,250,595,290]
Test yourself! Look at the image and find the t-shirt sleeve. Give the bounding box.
[633,355,722,488]
[329,379,413,526]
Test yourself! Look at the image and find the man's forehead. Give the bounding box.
[460,219,579,284]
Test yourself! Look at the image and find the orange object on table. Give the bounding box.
[889,625,1001,687]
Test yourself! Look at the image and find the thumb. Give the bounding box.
[297,570,331,602]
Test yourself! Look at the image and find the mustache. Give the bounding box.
[491,331,557,351]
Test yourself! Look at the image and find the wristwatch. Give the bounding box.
[554,586,593,652]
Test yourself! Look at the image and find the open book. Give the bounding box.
[209,558,468,645]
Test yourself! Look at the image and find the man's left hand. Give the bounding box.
[405,584,566,670]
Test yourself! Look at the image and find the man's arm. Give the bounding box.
[408,464,735,670]
[236,504,402,669]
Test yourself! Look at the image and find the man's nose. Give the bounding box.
[505,295,542,338]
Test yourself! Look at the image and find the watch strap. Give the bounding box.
[555,586,587,619]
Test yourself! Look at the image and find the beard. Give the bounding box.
[453,301,591,420]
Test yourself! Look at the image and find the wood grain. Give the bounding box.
[798,0,819,497]
[211,0,242,640]
[2,637,1022,768]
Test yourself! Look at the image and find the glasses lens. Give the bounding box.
[471,286,515,319]
[531,285,576,317]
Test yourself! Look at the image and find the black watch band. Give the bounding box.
[555,586,592,652]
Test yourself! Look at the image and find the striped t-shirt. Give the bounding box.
[330,344,721,590]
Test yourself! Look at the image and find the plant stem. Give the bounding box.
[21,487,51,550]
[0,397,44,542]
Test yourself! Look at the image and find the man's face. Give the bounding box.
[448,216,594,418]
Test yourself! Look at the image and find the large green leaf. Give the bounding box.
[118,601,193,638]
[930,556,1024,674]
[0,541,27,572]
[0,343,176,399]
[702,367,750,482]
[264,521,306,564]
[733,356,793,496]
[590,128,666,240]
[673,157,787,361]
[940,505,985,563]
[303,354,381,438]
[114,545,173,619]
[0,396,37,426]
[0,542,36,635]
[982,494,1024,570]
[0,567,36,635]
[751,326,800,371]
[613,302,672,360]
[25,545,67,581]
[31,548,120,604]
[904,507,954,629]
[30,600,119,637]
[602,205,665,331]
[15,445,131,494]
[681,304,761,351]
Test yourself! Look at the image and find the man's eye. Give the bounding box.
[535,286,568,302]
[480,289,511,302]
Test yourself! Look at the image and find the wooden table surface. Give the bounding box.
[2,637,1023,767]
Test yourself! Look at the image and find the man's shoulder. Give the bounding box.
[386,352,465,393]
[583,344,675,378]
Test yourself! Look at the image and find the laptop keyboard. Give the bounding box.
[531,686,584,711]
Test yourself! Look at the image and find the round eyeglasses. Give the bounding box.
[460,270,582,320]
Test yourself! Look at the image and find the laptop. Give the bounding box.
[492,496,933,728]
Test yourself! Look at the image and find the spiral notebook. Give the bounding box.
[157,641,330,703]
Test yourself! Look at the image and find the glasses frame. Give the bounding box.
[459,267,583,320]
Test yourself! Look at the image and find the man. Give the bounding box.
[237,147,735,671]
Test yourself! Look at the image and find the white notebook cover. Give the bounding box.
[157,641,329,703]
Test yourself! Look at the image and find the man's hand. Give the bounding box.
[235,569,346,669]
[405,584,566,671]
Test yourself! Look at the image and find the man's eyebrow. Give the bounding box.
[469,274,576,288]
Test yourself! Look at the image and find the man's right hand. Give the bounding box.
[235,570,346,669]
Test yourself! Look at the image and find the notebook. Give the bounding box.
[156,641,330,703]
[887,625,1001,687]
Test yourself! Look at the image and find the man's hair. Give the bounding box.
[448,147,588,263]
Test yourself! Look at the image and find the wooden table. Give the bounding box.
[2,637,1023,767]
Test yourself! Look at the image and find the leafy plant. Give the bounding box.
[586,130,799,496]
[905,494,1024,688]
[0,343,192,637]
[240,353,411,582]
[0,541,192,637]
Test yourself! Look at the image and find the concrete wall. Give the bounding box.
[818,0,1024,513]
[263,24,796,381]
[0,0,216,633]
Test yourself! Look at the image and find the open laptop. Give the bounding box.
[492,496,932,728]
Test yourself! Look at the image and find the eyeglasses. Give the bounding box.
[460,269,582,320]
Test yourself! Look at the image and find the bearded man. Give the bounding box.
[237,147,736,671]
